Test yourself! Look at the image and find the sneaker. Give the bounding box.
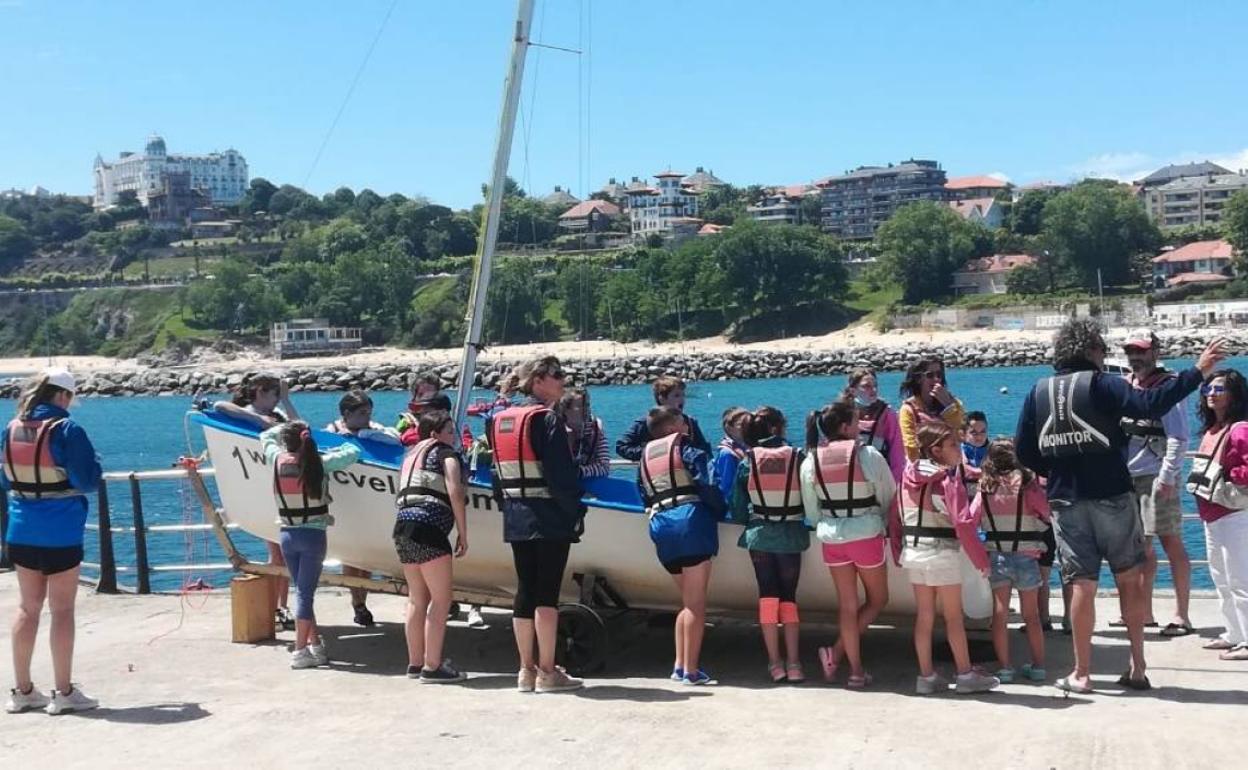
[308,643,330,666]
[535,667,583,693]
[517,666,537,693]
[670,666,685,682]
[683,669,713,686]
[290,647,319,670]
[420,660,466,684]
[407,664,423,679]
[353,605,375,628]
[45,685,98,715]
[995,667,1016,684]
[466,605,486,628]
[955,669,1001,694]
[1021,663,1047,682]
[915,673,949,695]
[6,685,50,714]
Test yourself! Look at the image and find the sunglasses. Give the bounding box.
[1202,384,1228,396]
[921,371,944,380]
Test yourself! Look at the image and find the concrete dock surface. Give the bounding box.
[1,577,1245,769]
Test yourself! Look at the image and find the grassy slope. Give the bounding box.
[122,254,222,279]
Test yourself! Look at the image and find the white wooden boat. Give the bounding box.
[193,410,992,621]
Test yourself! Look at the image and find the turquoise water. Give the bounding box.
[1,358,1228,592]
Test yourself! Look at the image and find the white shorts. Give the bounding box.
[903,549,963,587]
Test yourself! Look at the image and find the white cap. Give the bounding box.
[42,366,77,395]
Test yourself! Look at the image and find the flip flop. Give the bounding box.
[1219,647,1248,661]
[818,646,839,683]
[769,663,787,683]
[1159,622,1194,637]
[786,663,806,684]
[1203,638,1236,650]
[1108,619,1158,629]
[1054,676,1093,694]
[1117,671,1152,691]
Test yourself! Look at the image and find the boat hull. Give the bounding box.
[193,412,992,618]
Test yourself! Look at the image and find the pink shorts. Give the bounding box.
[821,536,886,569]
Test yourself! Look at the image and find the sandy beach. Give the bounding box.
[0,323,1056,378]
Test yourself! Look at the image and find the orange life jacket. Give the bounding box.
[3,417,77,500]
[901,460,957,547]
[396,438,454,509]
[746,444,803,521]
[488,405,552,499]
[638,433,701,516]
[272,452,331,526]
[811,440,879,517]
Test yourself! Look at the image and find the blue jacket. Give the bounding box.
[486,403,586,543]
[711,441,746,512]
[636,443,727,519]
[616,414,711,462]
[1,403,103,547]
[1015,363,1202,501]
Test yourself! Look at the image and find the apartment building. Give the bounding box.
[818,159,947,239]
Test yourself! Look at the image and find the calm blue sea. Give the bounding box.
[2,357,1232,593]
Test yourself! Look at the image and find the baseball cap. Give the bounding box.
[43,366,77,395]
[1122,328,1157,350]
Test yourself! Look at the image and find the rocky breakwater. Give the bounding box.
[0,330,1243,399]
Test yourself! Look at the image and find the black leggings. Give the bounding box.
[749,550,802,602]
[511,540,572,619]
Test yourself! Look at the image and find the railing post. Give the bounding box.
[0,492,11,569]
[95,481,118,594]
[129,473,151,595]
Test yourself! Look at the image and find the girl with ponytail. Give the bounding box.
[260,420,360,670]
[799,399,898,687]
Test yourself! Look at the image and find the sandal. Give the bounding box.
[818,646,839,683]
[1108,619,1158,628]
[1219,646,1248,661]
[786,662,805,684]
[1203,638,1236,650]
[1159,622,1194,637]
[846,672,873,689]
[769,663,787,683]
[1117,670,1152,691]
[1054,675,1093,694]
[1021,663,1046,682]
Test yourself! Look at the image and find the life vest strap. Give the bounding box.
[750,504,806,522]
[8,478,74,494]
[278,505,330,525]
[983,531,1047,542]
[902,524,957,539]
[818,495,879,514]
[396,485,452,505]
[1121,421,1166,438]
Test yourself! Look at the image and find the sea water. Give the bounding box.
[1,358,1230,593]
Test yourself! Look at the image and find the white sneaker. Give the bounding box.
[46,685,98,715]
[535,667,583,693]
[309,643,330,666]
[915,673,949,695]
[290,648,319,670]
[517,667,537,693]
[6,685,51,714]
[466,606,486,628]
[955,669,1001,694]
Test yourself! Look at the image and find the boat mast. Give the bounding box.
[453,0,536,431]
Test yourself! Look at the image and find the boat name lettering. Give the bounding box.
[471,492,494,511]
[331,469,398,495]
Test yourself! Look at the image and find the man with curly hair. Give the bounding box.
[1014,317,1225,693]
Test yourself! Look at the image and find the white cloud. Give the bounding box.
[986,171,1012,183]
[1070,147,1248,183]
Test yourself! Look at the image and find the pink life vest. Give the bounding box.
[810,440,879,517]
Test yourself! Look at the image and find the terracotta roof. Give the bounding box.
[948,197,999,219]
[698,223,728,236]
[1152,239,1234,264]
[945,175,1009,190]
[559,200,621,219]
[1167,272,1232,287]
[955,253,1035,274]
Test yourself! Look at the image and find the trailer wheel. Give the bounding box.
[556,603,607,675]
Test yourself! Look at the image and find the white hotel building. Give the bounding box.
[625,171,700,239]
[93,134,248,209]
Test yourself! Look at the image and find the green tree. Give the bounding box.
[875,201,983,303]
[485,259,546,343]
[711,220,847,316]
[1224,189,1248,264]
[1039,181,1160,290]
[1005,263,1048,295]
[0,215,35,262]
[557,260,607,338]
[1007,188,1058,235]
[241,178,278,214]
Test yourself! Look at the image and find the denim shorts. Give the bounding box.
[1051,493,1146,584]
[989,551,1042,591]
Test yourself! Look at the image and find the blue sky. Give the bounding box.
[3,0,1246,209]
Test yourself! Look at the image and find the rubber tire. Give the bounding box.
[556,602,608,676]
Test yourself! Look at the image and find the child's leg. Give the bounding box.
[830,565,863,675]
[991,584,1012,670]
[403,563,431,668]
[830,563,889,665]
[418,555,454,669]
[681,561,712,674]
[1037,565,1053,624]
[1019,588,1045,668]
[750,551,783,666]
[913,584,937,677]
[668,572,687,672]
[267,540,290,610]
[777,553,803,666]
[936,583,971,674]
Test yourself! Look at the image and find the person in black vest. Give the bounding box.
[1014,318,1224,694]
[486,356,586,693]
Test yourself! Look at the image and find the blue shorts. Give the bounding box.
[989,551,1042,591]
[649,503,719,566]
[1051,493,1146,584]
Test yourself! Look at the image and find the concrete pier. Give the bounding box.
[1,578,1245,768]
